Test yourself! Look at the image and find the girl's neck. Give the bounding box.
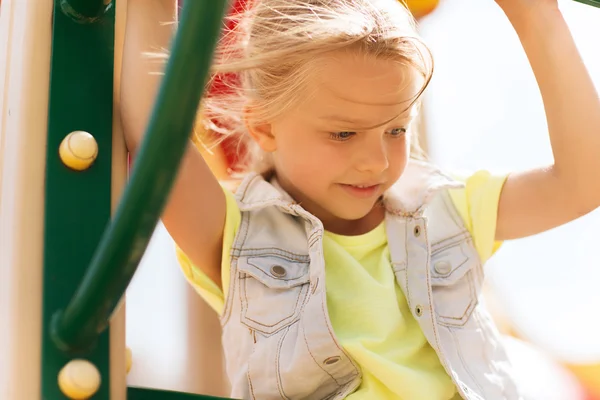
[321,200,385,236]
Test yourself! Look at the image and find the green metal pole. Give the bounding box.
[60,0,112,23]
[128,387,236,400]
[572,0,600,7]
[42,1,116,397]
[50,0,229,353]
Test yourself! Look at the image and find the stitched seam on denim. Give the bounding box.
[237,174,257,204]
[242,283,304,332]
[475,311,502,399]
[239,195,297,211]
[422,220,454,383]
[237,177,293,211]
[240,198,285,209]
[431,233,471,254]
[441,190,467,231]
[474,256,484,286]
[392,261,406,273]
[300,321,341,386]
[244,247,310,264]
[232,247,311,262]
[431,227,469,243]
[308,230,323,249]
[308,238,320,250]
[319,294,360,377]
[247,336,258,400]
[475,311,494,370]
[240,211,253,251]
[275,327,292,400]
[440,192,487,288]
[308,230,321,244]
[450,327,486,397]
[432,236,472,254]
[222,210,251,325]
[437,270,477,327]
[220,257,235,326]
[404,221,411,310]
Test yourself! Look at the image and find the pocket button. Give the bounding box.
[434,261,452,275]
[270,265,287,278]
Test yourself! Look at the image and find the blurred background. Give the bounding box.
[124,0,600,398]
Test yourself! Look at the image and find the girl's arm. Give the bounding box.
[493,3,600,240]
[120,0,226,287]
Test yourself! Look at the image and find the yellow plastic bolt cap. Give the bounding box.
[59,131,98,171]
[58,359,101,400]
[126,347,132,373]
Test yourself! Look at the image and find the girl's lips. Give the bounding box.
[339,183,382,198]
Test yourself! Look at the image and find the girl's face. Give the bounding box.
[250,51,423,234]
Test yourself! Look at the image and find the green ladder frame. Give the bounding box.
[41,0,232,398]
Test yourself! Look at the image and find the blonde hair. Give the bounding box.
[201,0,433,173]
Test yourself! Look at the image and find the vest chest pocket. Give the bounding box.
[237,255,311,336]
[430,238,481,327]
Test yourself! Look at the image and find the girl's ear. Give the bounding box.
[244,106,277,152]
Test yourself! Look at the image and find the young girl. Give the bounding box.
[120,0,600,399]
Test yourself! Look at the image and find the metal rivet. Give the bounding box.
[413,225,421,237]
[59,131,98,171]
[270,265,287,278]
[434,261,452,275]
[415,305,423,317]
[323,356,341,365]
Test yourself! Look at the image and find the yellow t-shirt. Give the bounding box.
[176,170,507,400]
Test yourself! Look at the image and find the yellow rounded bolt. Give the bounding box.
[58,359,101,400]
[126,347,132,374]
[59,131,98,171]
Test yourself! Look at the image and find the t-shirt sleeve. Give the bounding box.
[447,170,508,264]
[175,185,241,316]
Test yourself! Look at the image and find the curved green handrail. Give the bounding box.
[50,0,229,353]
[573,0,600,7]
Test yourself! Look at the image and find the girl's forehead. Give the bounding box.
[295,53,422,122]
[307,52,423,108]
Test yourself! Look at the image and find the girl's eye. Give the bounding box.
[388,127,407,137]
[329,131,356,141]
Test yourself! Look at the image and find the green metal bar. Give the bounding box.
[128,386,236,400]
[60,0,111,23]
[50,0,229,353]
[572,0,600,7]
[42,0,115,398]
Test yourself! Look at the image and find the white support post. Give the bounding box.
[0,1,53,399]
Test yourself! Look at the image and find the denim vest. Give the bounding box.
[220,162,522,400]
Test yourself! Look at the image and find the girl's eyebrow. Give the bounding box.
[318,114,413,130]
[318,115,372,125]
